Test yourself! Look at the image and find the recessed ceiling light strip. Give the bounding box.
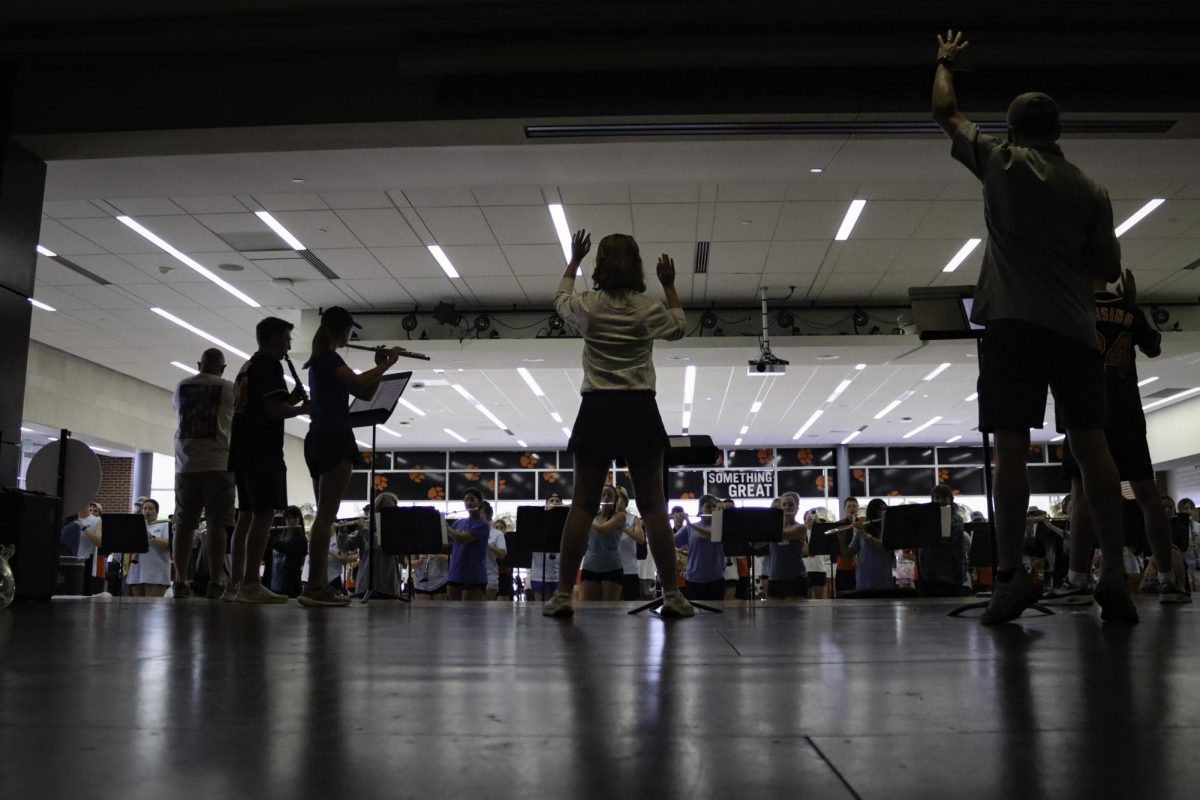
[942,239,982,273]
[834,199,867,241]
[151,307,251,360]
[903,416,943,440]
[118,216,260,308]
[1115,199,1165,237]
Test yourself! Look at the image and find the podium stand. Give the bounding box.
[910,287,1053,620]
[348,371,412,603]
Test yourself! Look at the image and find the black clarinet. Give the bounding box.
[284,355,308,401]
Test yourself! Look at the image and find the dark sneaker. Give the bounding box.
[171,582,193,599]
[1043,578,1093,605]
[660,591,696,618]
[981,569,1041,625]
[1158,581,1192,605]
[1094,573,1139,623]
[541,593,575,618]
[236,582,289,605]
[206,582,226,600]
[298,585,352,607]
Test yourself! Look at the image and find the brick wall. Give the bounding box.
[95,455,134,513]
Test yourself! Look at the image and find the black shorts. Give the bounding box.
[978,320,1106,433]
[807,571,828,588]
[767,575,809,599]
[1062,429,1154,483]
[304,426,360,479]
[581,568,624,584]
[447,581,486,591]
[569,390,669,464]
[234,460,287,514]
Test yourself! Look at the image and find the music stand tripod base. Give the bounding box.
[628,593,722,615]
[946,598,1055,618]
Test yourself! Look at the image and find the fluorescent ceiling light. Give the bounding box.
[834,199,867,241]
[444,428,467,443]
[683,365,697,406]
[427,245,460,279]
[681,410,692,430]
[740,425,750,435]
[548,203,572,263]
[399,398,426,416]
[750,401,763,413]
[355,439,371,449]
[550,411,563,423]
[474,403,509,431]
[254,210,307,250]
[827,378,852,403]
[965,392,979,402]
[171,360,200,375]
[1137,376,1159,388]
[118,216,260,308]
[903,415,943,440]
[734,437,743,446]
[855,363,866,371]
[561,426,572,437]
[1143,387,1200,412]
[792,409,824,440]
[841,430,863,445]
[517,439,528,448]
[945,435,962,444]
[29,298,56,312]
[36,244,56,257]
[1115,198,1165,237]
[378,425,403,438]
[1050,434,1066,443]
[451,384,473,401]
[20,427,35,433]
[517,367,546,397]
[873,390,915,420]
[942,239,982,273]
[923,363,952,381]
[151,308,250,360]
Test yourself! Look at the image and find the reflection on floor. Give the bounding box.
[2,597,1197,799]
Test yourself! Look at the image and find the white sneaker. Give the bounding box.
[235,582,288,604]
[542,592,574,618]
[221,583,241,603]
[660,591,696,618]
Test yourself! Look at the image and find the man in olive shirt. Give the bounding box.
[932,30,1133,624]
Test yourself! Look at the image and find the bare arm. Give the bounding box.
[264,392,309,420]
[626,518,646,545]
[593,513,626,535]
[335,348,402,400]
[931,30,971,137]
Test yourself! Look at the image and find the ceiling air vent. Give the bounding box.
[299,250,340,280]
[694,241,710,274]
[525,120,1175,138]
[49,255,110,285]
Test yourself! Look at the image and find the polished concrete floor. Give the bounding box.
[2,596,1199,799]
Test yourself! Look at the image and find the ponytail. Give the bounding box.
[303,323,345,369]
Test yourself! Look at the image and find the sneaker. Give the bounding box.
[1042,578,1094,605]
[1094,573,1139,623]
[980,569,1041,626]
[235,582,289,605]
[206,582,226,600]
[172,582,193,599]
[298,585,352,607]
[660,591,696,618]
[541,592,575,618]
[221,583,241,603]
[1158,581,1192,605]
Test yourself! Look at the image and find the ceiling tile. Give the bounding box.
[763,240,830,273]
[889,239,975,273]
[60,217,159,254]
[34,257,102,287]
[707,241,770,274]
[1131,238,1199,272]
[635,242,695,274]
[909,201,986,239]
[773,201,850,240]
[333,208,422,247]
[35,219,110,256]
[170,196,248,214]
[783,180,862,201]
[862,181,948,201]
[319,191,392,209]
[703,274,763,303]
[415,206,497,245]
[310,249,389,279]
[632,204,698,241]
[502,244,568,276]
[851,201,934,239]
[41,200,109,218]
[711,202,782,241]
[629,184,701,203]
[250,192,329,211]
[343,279,414,307]
[1122,199,1200,239]
[470,186,546,206]
[480,205,557,245]
[257,210,359,249]
[121,214,235,252]
[105,198,186,216]
[283,280,358,307]
[402,188,478,207]
[57,284,143,310]
[759,272,818,294]
[716,183,789,202]
[825,240,903,273]
[249,257,315,281]
[816,271,885,301]
[461,277,528,305]
[558,185,629,204]
[562,204,634,237]
[68,254,163,284]
[438,245,515,277]
[373,246,442,279]
[169,281,262,308]
[391,277,467,304]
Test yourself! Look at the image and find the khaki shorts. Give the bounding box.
[174,470,236,530]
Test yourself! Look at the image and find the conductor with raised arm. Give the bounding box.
[932,30,1135,624]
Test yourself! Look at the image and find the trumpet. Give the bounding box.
[346,343,431,361]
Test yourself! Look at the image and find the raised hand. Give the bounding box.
[656,253,676,288]
[936,29,970,63]
[569,229,591,267]
[1118,268,1137,304]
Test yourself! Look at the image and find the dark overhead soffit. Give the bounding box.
[525,120,1176,138]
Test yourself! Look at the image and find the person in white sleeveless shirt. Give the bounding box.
[127,499,171,597]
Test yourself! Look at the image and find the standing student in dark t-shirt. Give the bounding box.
[446,488,491,601]
[933,30,1132,624]
[1045,272,1190,605]
[226,317,309,604]
[299,306,401,608]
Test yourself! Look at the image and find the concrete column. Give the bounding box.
[0,140,48,486]
[836,445,851,508]
[132,451,154,509]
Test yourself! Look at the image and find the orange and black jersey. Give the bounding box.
[1095,291,1160,431]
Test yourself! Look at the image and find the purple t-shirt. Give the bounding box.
[448,516,491,586]
[674,523,725,583]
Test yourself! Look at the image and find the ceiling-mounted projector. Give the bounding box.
[748,287,788,376]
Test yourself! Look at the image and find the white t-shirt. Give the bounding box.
[77,514,100,560]
[327,537,344,584]
[173,373,236,473]
[485,528,508,587]
[128,520,171,585]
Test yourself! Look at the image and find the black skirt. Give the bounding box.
[568,390,669,464]
[304,425,360,479]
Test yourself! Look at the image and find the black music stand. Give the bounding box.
[101,513,151,597]
[965,521,994,589]
[515,506,569,594]
[348,371,411,603]
[911,286,1054,620]
[379,506,445,602]
[718,507,785,611]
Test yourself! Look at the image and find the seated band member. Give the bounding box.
[301,306,401,608]
[1045,271,1190,606]
[918,485,972,597]
[933,30,1132,624]
[849,500,894,592]
[542,229,693,618]
[674,495,726,602]
[226,317,309,604]
[579,485,628,602]
[766,492,810,600]
[446,488,491,601]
